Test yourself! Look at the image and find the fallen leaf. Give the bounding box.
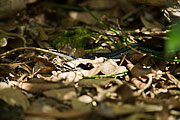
[127,64,151,77]
[78,95,93,103]
[97,102,116,118]
[25,109,89,119]
[167,73,180,88]
[9,81,62,93]
[100,59,118,75]
[33,56,56,74]
[115,84,134,102]
[0,64,18,76]
[131,77,146,89]
[72,98,92,111]
[38,27,49,41]
[0,88,29,110]
[78,78,123,88]
[0,82,11,90]
[51,71,83,83]
[113,104,162,115]
[43,87,76,101]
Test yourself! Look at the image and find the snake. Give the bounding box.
[51,42,166,60]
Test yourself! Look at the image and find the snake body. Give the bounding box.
[52,43,165,60]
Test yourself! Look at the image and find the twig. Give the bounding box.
[137,74,153,94]
[0,47,75,60]
[0,61,33,66]
[119,55,126,66]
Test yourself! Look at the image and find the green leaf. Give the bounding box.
[166,22,180,54]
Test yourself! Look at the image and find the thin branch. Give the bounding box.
[0,47,75,60]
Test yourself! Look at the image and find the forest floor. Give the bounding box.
[0,0,180,120]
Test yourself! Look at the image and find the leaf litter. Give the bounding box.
[0,0,180,120]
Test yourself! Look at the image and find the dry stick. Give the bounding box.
[119,55,126,66]
[0,47,74,60]
[0,61,33,66]
[137,74,153,94]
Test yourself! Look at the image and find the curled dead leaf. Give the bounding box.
[127,64,151,77]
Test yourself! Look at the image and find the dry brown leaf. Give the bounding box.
[25,109,89,119]
[43,87,76,101]
[0,64,18,76]
[38,27,49,41]
[113,104,162,115]
[72,58,126,77]
[127,64,151,77]
[0,82,11,90]
[167,73,180,88]
[72,98,92,111]
[97,102,116,118]
[51,71,83,83]
[33,56,56,74]
[64,72,76,83]
[0,88,30,109]
[78,78,123,88]
[100,59,118,75]
[24,98,89,119]
[33,61,53,74]
[23,116,56,120]
[130,53,145,62]
[66,71,83,83]
[114,66,127,77]
[131,77,146,89]
[34,56,56,69]
[115,84,134,102]
[82,67,101,76]
[130,54,152,66]
[9,81,62,93]
[94,84,118,101]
